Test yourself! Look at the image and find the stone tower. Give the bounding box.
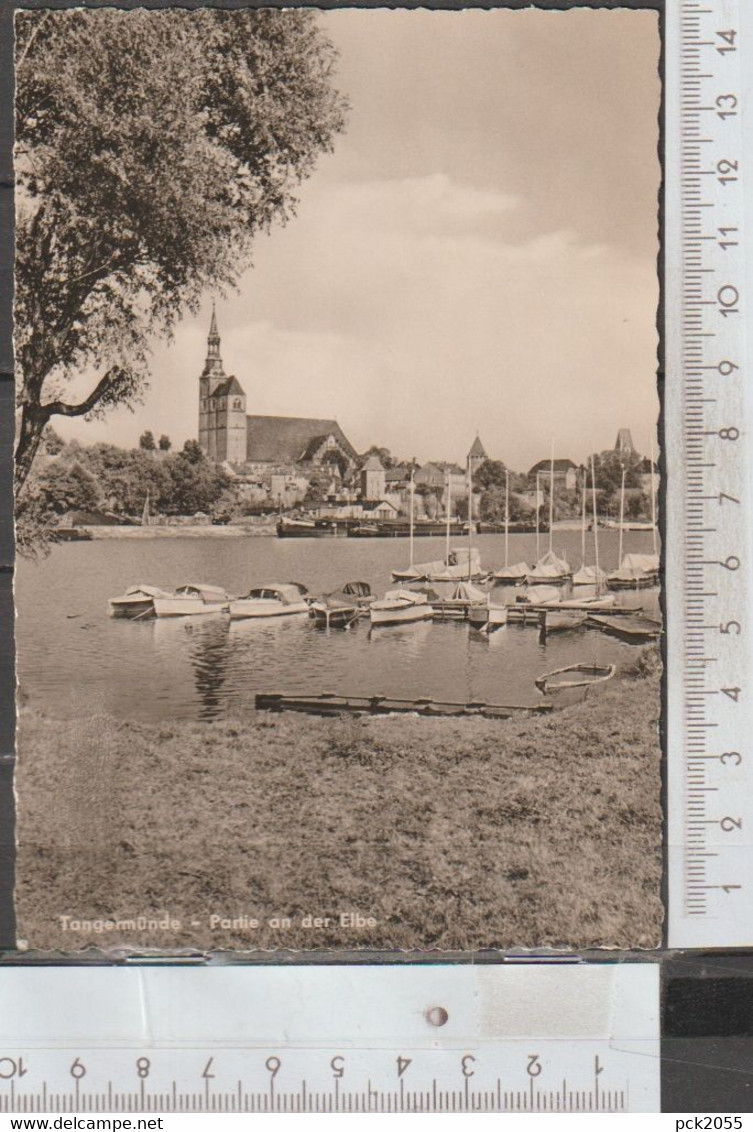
[360,454,386,499]
[198,305,247,464]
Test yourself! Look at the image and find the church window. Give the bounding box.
[233,398,242,410]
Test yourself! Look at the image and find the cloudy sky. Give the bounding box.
[59,7,661,470]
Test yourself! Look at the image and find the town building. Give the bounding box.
[198,308,358,474]
[360,454,387,500]
[614,428,635,455]
[527,458,578,491]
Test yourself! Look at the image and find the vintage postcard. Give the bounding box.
[13,5,662,951]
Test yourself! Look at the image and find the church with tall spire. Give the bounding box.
[197,307,358,474]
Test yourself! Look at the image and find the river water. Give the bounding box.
[16,530,660,723]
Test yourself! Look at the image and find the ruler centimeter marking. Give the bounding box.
[668,0,752,946]
[0,967,661,1113]
[0,1077,628,1114]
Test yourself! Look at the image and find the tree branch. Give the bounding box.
[43,370,121,418]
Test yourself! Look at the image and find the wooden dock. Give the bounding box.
[256,692,553,720]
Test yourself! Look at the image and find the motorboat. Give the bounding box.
[369,588,434,627]
[229,583,310,619]
[152,584,231,617]
[526,550,571,585]
[535,663,617,694]
[606,553,660,590]
[108,584,169,619]
[309,582,373,629]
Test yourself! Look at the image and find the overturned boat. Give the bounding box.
[587,613,662,642]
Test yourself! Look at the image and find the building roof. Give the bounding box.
[361,454,385,471]
[245,416,357,464]
[528,458,577,476]
[211,375,245,398]
[469,435,487,459]
[615,428,635,452]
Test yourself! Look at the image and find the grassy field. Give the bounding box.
[16,657,662,951]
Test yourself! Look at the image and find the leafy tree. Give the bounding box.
[588,449,644,497]
[158,434,172,452]
[15,9,347,491]
[473,459,507,491]
[42,426,66,456]
[181,439,205,466]
[479,488,533,525]
[139,430,156,451]
[304,469,334,503]
[363,445,393,469]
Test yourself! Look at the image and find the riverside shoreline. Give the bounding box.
[16,657,662,952]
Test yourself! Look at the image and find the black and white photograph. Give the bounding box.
[13,5,662,951]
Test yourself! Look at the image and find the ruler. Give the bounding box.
[0,965,659,1113]
[667,0,753,946]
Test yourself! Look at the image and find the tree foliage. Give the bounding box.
[139,430,156,451]
[158,434,171,452]
[15,8,348,490]
[588,449,644,495]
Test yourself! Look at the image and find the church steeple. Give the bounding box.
[207,301,221,361]
[201,302,226,386]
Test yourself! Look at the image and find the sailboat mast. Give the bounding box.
[581,469,587,567]
[504,469,510,568]
[467,454,473,580]
[535,472,540,560]
[590,454,600,586]
[548,442,554,554]
[445,469,452,562]
[409,465,415,569]
[618,467,626,567]
[650,436,658,556]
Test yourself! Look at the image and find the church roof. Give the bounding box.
[615,428,635,452]
[245,416,357,464]
[211,375,245,397]
[361,455,385,471]
[528,458,577,476]
[469,434,487,459]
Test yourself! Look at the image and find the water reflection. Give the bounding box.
[16,532,661,724]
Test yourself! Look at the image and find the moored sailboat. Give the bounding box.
[369,588,434,627]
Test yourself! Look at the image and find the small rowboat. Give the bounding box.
[535,663,616,694]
